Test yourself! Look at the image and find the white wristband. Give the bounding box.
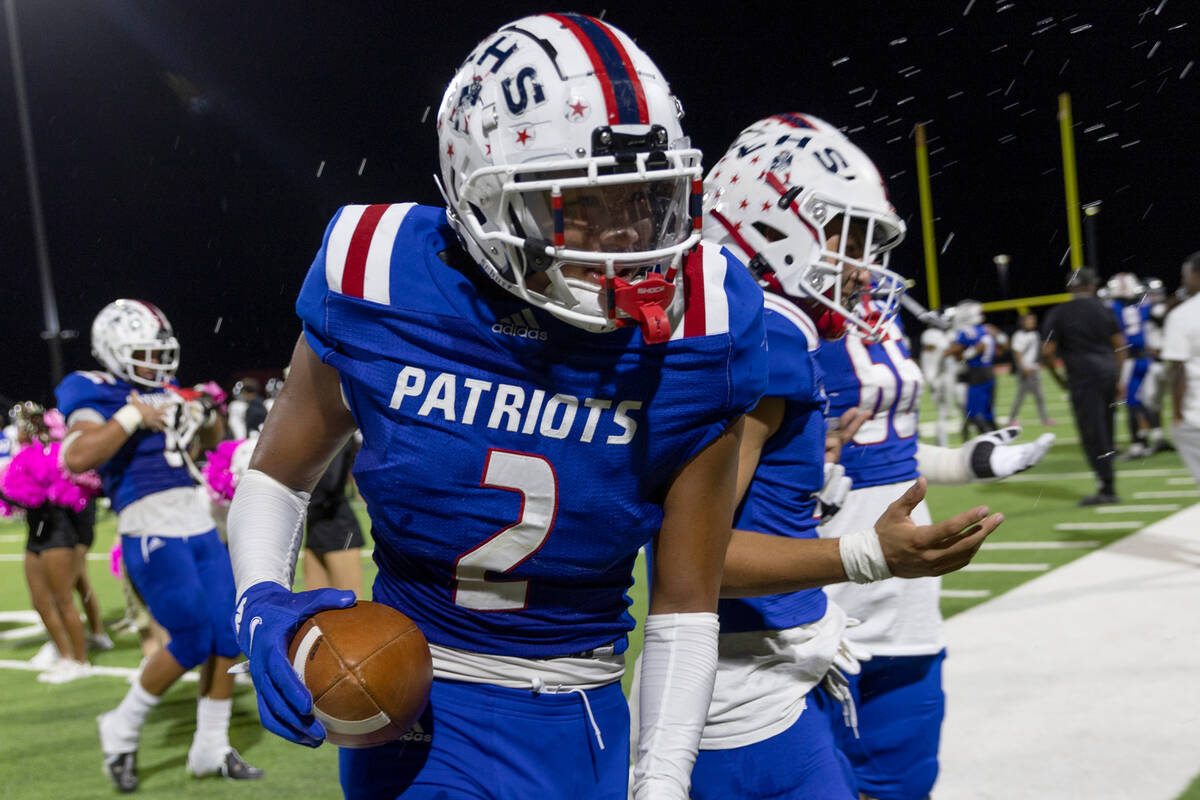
[632,612,719,800]
[227,469,311,599]
[112,404,144,436]
[839,528,893,583]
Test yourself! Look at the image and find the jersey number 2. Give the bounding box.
[452,450,558,611]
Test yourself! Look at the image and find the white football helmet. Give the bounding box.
[1106,272,1145,302]
[703,113,906,340]
[91,299,180,388]
[436,13,702,342]
[953,299,984,328]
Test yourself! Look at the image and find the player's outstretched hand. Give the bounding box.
[234,581,356,747]
[876,478,1004,578]
[961,425,1056,482]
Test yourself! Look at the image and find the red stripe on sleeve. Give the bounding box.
[546,13,619,125]
[342,204,388,299]
[592,18,648,123]
[683,247,707,338]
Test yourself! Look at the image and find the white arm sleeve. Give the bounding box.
[632,612,719,800]
[916,442,972,485]
[227,469,310,599]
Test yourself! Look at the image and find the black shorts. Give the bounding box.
[305,501,365,555]
[74,501,97,549]
[25,506,79,554]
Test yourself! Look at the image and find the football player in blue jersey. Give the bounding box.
[226,14,767,800]
[57,299,262,791]
[1106,272,1163,457]
[706,114,1051,800]
[697,114,1018,799]
[945,300,1002,438]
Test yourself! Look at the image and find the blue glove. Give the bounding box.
[234,581,356,747]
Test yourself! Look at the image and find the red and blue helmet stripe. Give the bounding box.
[546,13,649,125]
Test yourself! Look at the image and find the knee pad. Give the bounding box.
[167,622,215,670]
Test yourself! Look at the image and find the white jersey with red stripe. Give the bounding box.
[295,202,768,659]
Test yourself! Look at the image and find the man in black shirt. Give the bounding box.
[1042,268,1127,505]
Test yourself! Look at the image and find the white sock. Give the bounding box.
[192,697,232,754]
[104,682,160,753]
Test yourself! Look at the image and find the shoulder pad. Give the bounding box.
[762,293,819,352]
[672,243,762,341]
[322,203,421,304]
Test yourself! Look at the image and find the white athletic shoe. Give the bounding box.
[187,746,264,780]
[88,632,115,652]
[30,641,60,669]
[38,658,90,684]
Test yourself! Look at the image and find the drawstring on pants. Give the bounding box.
[530,676,606,751]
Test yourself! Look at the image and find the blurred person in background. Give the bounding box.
[1162,252,1200,484]
[946,300,1001,438]
[58,299,262,790]
[1106,273,1163,457]
[1007,312,1055,427]
[1,401,103,683]
[1042,268,1126,505]
[303,433,364,593]
[919,310,959,446]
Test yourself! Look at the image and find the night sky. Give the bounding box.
[2,0,1197,405]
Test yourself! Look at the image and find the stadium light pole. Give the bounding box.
[5,0,73,393]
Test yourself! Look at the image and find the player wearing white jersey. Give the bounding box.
[918,316,958,447]
[698,115,1028,800]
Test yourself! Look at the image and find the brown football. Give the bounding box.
[287,601,433,748]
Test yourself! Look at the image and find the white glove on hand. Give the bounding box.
[816,462,852,522]
[962,426,1056,482]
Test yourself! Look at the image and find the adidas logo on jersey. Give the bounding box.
[492,310,548,341]
[400,721,432,744]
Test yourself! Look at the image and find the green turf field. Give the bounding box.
[1,374,1197,798]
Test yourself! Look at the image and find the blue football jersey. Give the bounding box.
[816,321,923,489]
[295,203,768,658]
[1111,300,1151,350]
[954,324,996,368]
[54,371,196,512]
[719,292,828,634]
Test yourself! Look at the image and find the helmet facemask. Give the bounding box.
[117,338,180,389]
[453,138,701,341]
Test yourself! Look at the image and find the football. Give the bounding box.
[287,601,433,748]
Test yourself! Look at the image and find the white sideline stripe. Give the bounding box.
[940,589,992,599]
[981,541,1100,550]
[937,501,1200,799]
[1167,477,1197,486]
[0,659,252,685]
[0,534,23,543]
[0,610,43,641]
[0,553,110,563]
[1055,521,1143,530]
[1003,467,1191,482]
[959,563,1049,572]
[1094,503,1181,513]
[1134,490,1200,499]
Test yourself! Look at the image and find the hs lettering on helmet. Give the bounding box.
[501,67,545,115]
[388,366,642,445]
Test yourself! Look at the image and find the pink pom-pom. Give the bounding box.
[203,439,243,504]
[43,409,67,441]
[0,442,100,512]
